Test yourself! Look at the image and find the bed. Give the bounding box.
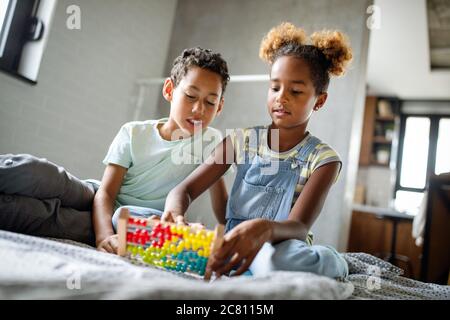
[0,230,448,300]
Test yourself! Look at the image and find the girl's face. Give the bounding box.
[267,56,325,129]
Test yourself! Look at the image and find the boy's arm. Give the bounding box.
[209,178,228,225]
[92,164,127,253]
[163,136,234,223]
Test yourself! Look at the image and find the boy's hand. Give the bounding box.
[205,219,273,278]
[96,215,161,254]
[97,234,119,254]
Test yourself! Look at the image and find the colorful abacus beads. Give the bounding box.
[125,217,215,276]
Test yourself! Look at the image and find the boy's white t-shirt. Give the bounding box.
[102,118,224,211]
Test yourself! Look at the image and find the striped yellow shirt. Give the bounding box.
[230,127,342,208]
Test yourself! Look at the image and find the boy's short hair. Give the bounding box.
[170,47,230,96]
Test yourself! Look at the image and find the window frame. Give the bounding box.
[395,112,450,196]
[0,0,37,84]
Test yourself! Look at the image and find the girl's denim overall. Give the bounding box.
[225,127,348,279]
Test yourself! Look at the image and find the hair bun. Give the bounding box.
[310,30,353,76]
[259,22,308,63]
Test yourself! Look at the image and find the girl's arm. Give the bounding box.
[269,161,340,243]
[92,164,127,253]
[163,136,234,223]
[207,161,340,277]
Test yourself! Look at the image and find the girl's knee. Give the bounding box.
[270,240,348,279]
[310,245,348,279]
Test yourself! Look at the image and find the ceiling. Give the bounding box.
[367,0,450,99]
[428,0,450,68]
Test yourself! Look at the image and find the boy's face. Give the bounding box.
[267,56,327,129]
[163,66,224,137]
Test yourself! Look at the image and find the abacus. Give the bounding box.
[117,208,224,279]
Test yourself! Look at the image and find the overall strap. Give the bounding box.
[244,126,266,163]
[273,135,322,222]
[294,135,322,163]
[246,126,265,151]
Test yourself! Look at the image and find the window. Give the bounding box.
[399,117,430,189]
[0,0,16,58]
[395,113,450,214]
[435,118,450,175]
[0,0,34,74]
[0,0,57,83]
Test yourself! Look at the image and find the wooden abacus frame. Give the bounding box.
[117,208,224,279]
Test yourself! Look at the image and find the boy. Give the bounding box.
[0,47,230,254]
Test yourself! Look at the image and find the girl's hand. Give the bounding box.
[162,187,191,225]
[161,210,188,225]
[161,211,205,230]
[97,234,119,254]
[206,219,273,278]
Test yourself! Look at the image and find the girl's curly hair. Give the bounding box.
[171,47,230,96]
[259,22,353,93]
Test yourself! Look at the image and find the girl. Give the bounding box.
[162,23,353,280]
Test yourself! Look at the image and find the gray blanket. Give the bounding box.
[0,230,448,300]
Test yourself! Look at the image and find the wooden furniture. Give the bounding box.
[348,205,422,280]
[359,96,400,167]
[420,173,450,284]
[350,182,450,284]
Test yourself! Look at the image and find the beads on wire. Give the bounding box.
[125,217,214,276]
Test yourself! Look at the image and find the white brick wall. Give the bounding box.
[0,0,177,179]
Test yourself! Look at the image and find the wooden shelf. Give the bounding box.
[370,161,390,167]
[376,116,395,121]
[373,136,392,144]
[370,154,390,167]
[359,96,399,167]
